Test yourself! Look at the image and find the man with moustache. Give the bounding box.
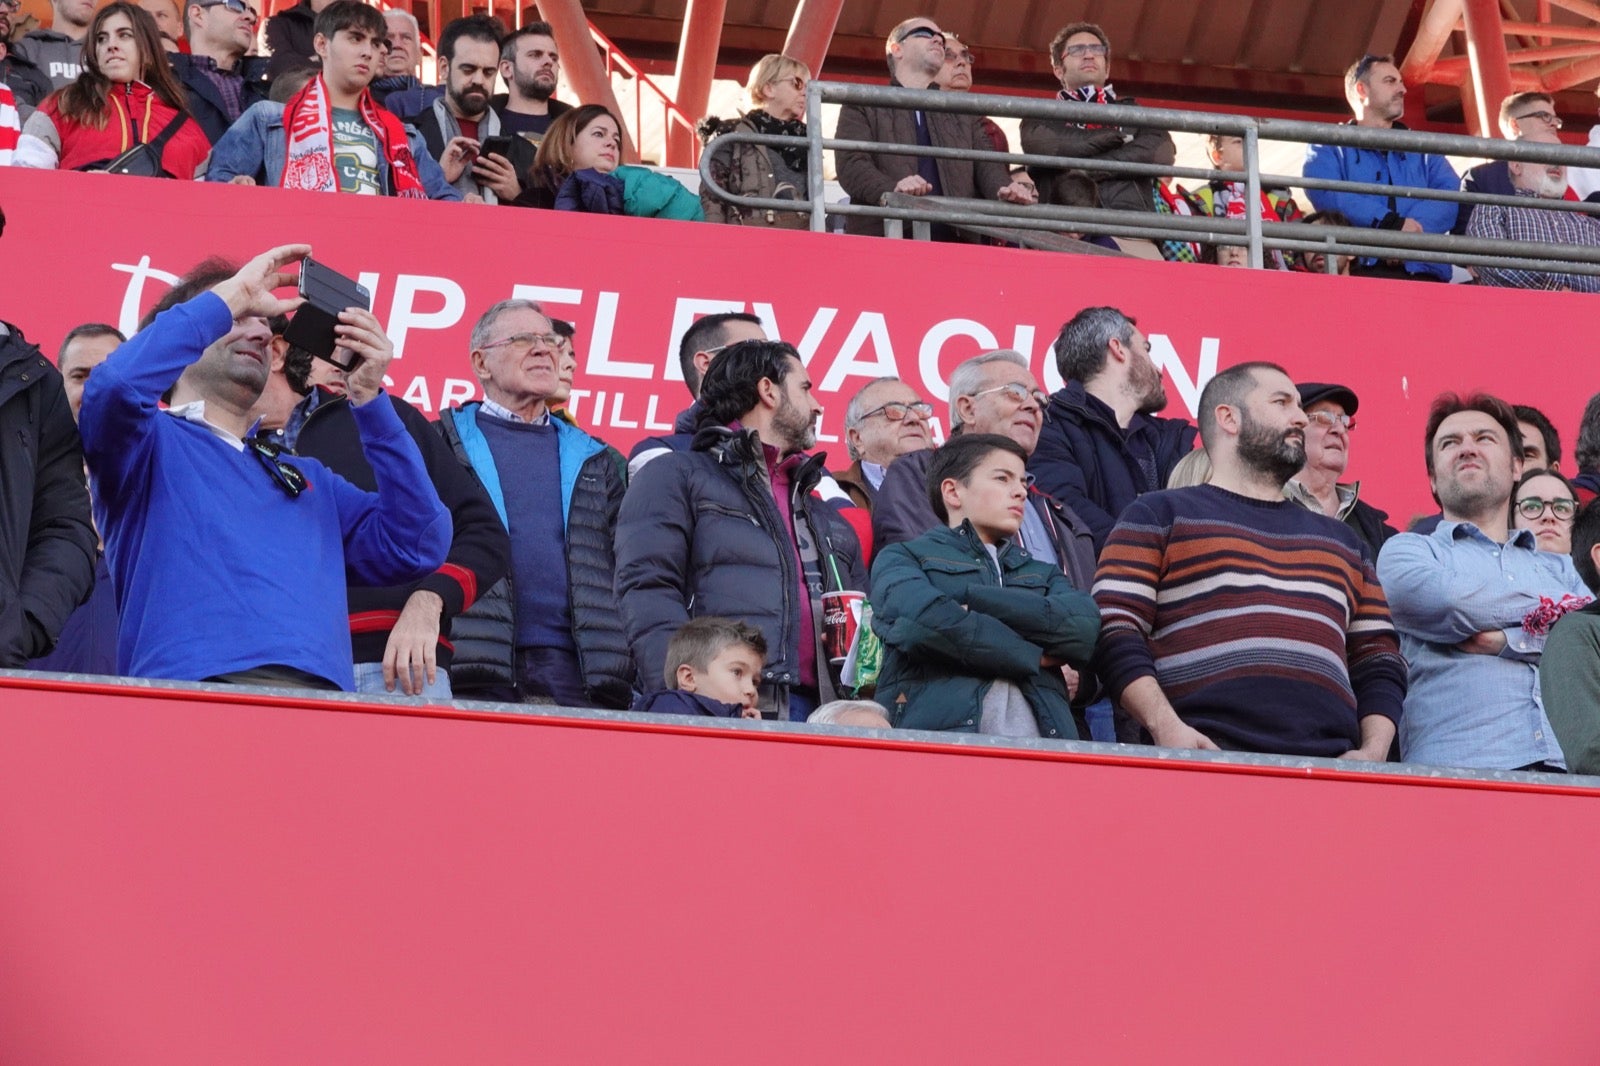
[1467,128,1600,292]
[1378,393,1588,773]
[1283,381,1397,563]
[1093,362,1407,759]
[833,376,935,512]
[615,340,867,722]
[1031,306,1198,555]
[494,22,571,149]
[411,16,514,203]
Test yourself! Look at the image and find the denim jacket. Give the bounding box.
[205,100,460,201]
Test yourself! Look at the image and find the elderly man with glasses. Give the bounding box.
[169,0,269,143]
[1467,128,1600,292]
[1020,21,1175,215]
[833,377,935,511]
[437,298,635,710]
[1283,382,1398,563]
[1454,91,1573,234]
[833,16,1035,241]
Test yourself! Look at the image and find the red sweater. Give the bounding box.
[38,81,210,178]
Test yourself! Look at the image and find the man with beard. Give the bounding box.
[1378,393,1587,773]
[0,0,57,107]
[615,340,868,722]
[15,0,93,91]
[76,246,450,689]
[494,22,571,149]
[411,15,516,203]
[1093,362,1407,759]
[1031,305,1197,555]
[1467,129,1600,292]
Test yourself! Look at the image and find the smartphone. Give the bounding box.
[480,134,514,160]
[283,258,371,371]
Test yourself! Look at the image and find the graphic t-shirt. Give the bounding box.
[331,107,382,195]
[498,109,555,147]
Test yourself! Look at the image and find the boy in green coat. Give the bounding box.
[870,434,1101,738]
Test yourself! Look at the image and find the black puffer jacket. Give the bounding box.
[614,425,866,707]
[437,404,633,708]
[0,325,96,665]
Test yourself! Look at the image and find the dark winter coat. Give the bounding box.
[169,52,270,145]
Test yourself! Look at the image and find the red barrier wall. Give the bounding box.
[2,167,1597,522]
[1,676,1597,1063]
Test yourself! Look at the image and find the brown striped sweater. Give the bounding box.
[1092,485,1408,757]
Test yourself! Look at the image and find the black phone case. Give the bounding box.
[284,259,371,368]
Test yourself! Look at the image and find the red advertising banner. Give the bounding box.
[2,167,1594,520]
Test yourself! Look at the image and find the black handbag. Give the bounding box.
[81,111,190,178]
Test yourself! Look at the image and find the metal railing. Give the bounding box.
[697,80,1600,278]
[590,24,701,168]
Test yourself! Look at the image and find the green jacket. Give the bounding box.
[1540,602,1600,775]
[617,164,706,221]
[870,521,1100,738]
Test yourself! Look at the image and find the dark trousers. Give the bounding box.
[515,646,590,708]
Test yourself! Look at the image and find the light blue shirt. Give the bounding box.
[1377,522,1588,771]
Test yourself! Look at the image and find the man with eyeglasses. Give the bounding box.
[77,246,451,691]
[1283,382,1397,563]
[1378,392,1588,773]
[834,16,1035,241]
[13,0,92,91]
[0,0,53,110]
[169,0,270,144]
[1538,501,1600,774]
[1020,21,1175,216]
[436,299,635,709]
[933,34,1006,155]
[1303,54,1459,282]
[1467,128,1600,292]
[833,377,935,511]
[1454,92,1574,234]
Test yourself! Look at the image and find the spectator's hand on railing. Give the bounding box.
[383,589,443,695]
[1400,218,1423,234]
[1336,744,1388,763]
[472,152,521,202]
[229,175,257,187]
[997,180,1037,205]
[212,244,311,322]
[335,307,394,408]
[439,136,479,184]
[1150,718,1221,751]
[893,174,933,196]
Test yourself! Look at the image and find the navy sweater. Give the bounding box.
[79,293,451,688]
[478,415,573,650]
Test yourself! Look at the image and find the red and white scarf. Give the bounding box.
[1060,82,1116,129]
[1215,182,1288,269]
[280,75,425,198]
[0,82,18,165]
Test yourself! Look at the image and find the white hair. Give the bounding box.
[843,376,903,461]
[808,700,892,728]
[384,8,420,32]
[946,349,1028,429]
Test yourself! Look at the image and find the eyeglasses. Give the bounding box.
[1513,110,1563,129]
[971,382,1048,409]
[1516,496,1578,521]
[860,400,934,423]
[896,26,945,45]
[1306,410,1356,430]
[480,332,563,354]
[0,0,20,13]
[198,0,258,20]
[1063,43,1109,58]
[248,439,306,499]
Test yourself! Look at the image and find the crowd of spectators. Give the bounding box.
[3,5,1597,279]
[6,10,1600,781]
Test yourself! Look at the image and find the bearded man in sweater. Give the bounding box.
[1092,361,1407,758]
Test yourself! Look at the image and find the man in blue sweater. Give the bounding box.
[78,245,451,690]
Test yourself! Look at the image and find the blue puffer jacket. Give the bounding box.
[1027,381,1197,553]
[1302,124,1459,280]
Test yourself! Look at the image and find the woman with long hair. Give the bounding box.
[697,53,811,228]
[15,1,210,178]
[514,103,703,220]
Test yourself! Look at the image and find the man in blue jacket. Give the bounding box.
[1303,54,1458,281]
[77,245,451,690]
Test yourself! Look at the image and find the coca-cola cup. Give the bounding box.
[822,590,865,665]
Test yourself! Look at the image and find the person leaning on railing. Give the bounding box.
[513,103,704,221]
[1465,129,1600,293]
[697,53,811,228]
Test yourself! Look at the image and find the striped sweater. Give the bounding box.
[0,81,18,165]
[1093,485,1407,757]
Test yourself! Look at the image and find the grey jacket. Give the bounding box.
[13,30,82,92]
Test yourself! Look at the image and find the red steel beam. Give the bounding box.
[783,0,846,78]
[666,0,727,168]
[534,0,640,162]
[1543,52,1600,89]
[1500,20,1600,43]
[1461,0,1515,135]
[1402,0,1466,83]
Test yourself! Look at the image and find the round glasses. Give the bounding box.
[1516,496,1577,521]
[1307,410,1355,430]
[861,400,933,422]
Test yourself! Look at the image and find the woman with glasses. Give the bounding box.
[515,103,704,220]
[1512,468,1580,555]
[697,53,812,228]
[13,2,210,178]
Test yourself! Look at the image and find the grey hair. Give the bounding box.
[1052,306,1137,383]
[947,349,1028,430]
[843,376,903,461]
[807,700,892,727]
[470,298,545,351]
[383,7,419,33]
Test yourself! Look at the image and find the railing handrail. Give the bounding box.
[588,23,700,166]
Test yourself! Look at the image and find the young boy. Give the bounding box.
[869,434,1101,739]
[632,617,766,719]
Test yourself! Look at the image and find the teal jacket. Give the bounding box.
[617,164,706,221]
[870,522,1100,739]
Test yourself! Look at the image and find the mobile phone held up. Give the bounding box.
[480,134,513,160]
[283,258,372,371]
